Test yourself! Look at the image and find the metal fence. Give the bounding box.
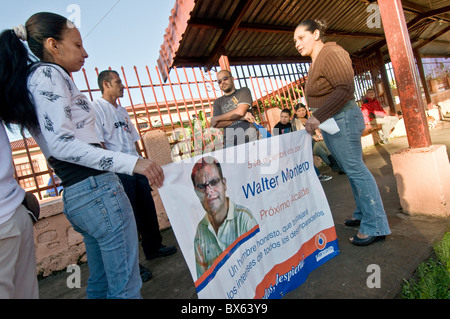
[12,59,389,199]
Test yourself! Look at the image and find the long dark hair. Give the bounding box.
[294,103,309,119]
[0,12,69,131]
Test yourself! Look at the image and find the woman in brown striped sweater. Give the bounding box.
[293,20,391,246]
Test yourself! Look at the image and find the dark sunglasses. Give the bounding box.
[217,76,230,85]
[195,177,223,192]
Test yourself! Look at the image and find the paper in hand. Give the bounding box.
[319,118,340,135]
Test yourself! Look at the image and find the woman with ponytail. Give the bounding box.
[293,20,391,246]
[0,12,164,298]
[0,22,40,300]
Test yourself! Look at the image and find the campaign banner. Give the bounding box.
[158,130,339,299]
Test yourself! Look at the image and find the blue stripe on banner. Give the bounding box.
[261,239,340,299]
[196,226,261,294]
[253,122,272,138]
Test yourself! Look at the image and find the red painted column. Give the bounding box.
[378,0,431,148]
[218,55,231,72]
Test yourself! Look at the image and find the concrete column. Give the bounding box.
[378,0,450,217]
[391,145,450,217]
[142,129,174,229]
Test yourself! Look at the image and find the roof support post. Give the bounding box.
[218,55,231,72]
[378,0,431,149]
[375,49,396,115]
[379,0,450,217]
[413,48,433,110]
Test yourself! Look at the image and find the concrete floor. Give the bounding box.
[37,119,450,300]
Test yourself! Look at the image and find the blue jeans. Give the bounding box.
[322,101,391,237]
[224,125,258,148]
[62,172,142,299]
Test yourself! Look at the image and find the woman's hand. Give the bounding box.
[305,116,320,135]
[133,158,164,188]
[313,129,323,141]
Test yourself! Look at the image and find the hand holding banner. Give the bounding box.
[158,130,339,299]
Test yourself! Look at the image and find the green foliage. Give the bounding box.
[170,110,223,160]
[434,232,450,274]
[254,85,303,122]
[401,232,450,299]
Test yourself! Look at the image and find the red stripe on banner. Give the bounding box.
[253,226,337,299]
[195,225,260,288]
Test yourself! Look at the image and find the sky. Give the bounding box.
[1,0,177,141]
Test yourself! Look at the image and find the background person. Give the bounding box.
[0,123,39,299]
[93,70,177,282]
[0,12,164,298]
[361,89,399,144]
[275,107,332,182]
[210,70,258,147]
[294,19,390,246]
[293,103,343,174]
[273,108,293,135]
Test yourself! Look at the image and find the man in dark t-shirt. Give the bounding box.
[211,70,258,147]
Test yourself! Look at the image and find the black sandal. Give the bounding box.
[349,234,386,246]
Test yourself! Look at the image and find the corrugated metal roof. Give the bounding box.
[157,0,450,80]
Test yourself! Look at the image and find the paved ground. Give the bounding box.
[38,119,450,300]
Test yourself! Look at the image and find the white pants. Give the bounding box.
[370,116,399,140]
[0,205,39,299]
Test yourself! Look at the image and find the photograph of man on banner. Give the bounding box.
[191,156,259,279]
[158,130,339,299]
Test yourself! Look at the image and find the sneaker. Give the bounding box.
[319,175,332,182]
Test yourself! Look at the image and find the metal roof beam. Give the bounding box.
[188,18,384,39]
[205,0,255,70]
[413,25,450,51]
[173,55,311,67]
[357,0,450,20]
[357,4,450,57]
[407,5,450,29]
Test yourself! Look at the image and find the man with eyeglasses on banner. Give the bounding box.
[191,156,258,279]
[210,70,258,148]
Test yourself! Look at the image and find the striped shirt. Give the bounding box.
[194,200,257,279]
[305,42,355,123]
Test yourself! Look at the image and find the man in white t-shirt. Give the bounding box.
[0,123,38,298]
[92,71,176,281]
